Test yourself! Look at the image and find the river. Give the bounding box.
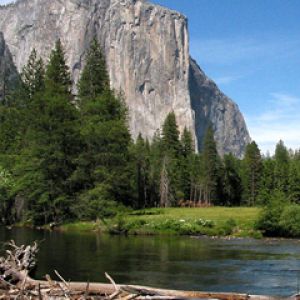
[0,227,299,297]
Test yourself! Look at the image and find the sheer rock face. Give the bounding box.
[189,58,251,157]
[0,32,19,101]
[0,0,250,156]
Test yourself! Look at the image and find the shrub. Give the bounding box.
[108,214,129,234]
[158,219,182,231]
[219,218,237,236]
[279,205,300,237]
[126,218,147,230]
[73,184,123,220]
[255,190,288,236]
[195,218,215,228]
[178,222,200,235]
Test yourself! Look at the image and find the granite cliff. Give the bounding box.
[189,58,250,157]
[0,0,250,156]
[0,32,19,101]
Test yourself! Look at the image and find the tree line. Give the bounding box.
[0,39,299,226]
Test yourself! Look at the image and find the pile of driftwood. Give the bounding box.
[0,240,298,300]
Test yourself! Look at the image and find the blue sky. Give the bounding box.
[1,0,300,153]
[150,0,300,154]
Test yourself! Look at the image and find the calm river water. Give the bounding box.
[0,227,300,297]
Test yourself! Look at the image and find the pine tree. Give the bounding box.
[78,39,109,101]
[161,111,181,157]
[274,140,289,193]
[202,126,219,205]
[133,134,151,208]
[45,39,71,95]
[148,131,163,207]
[160,112,183,205]
[188,153,204,206]
[0,51,45,156]
[78,90,132,204]
[13,41,80,224]
[242,141,262,206]
[74,40,133,217]
[223,153,242,206]
[1,50,46,156]
[258,157,275,205]
[181,127,194,157]
[288,163,300,203]
[21,49,45,99]
[0,105,23,155]
[180,127,194,200]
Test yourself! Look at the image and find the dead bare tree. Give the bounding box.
[159,156,171,208]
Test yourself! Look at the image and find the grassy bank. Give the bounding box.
[61,207,261,238]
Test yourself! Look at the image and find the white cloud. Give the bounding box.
[214,75,242,85]
[258,93,299,122]
[246,93,300,154]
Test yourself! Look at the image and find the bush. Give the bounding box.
[157,219,182,231]
[255,190,288,236]
[178,222,201,235]
[151,218,216,235]
[126,218,147,230]
[73,184,123,220]
[279,205,300,237]
[195,218,215,228]
[219,218,237,236]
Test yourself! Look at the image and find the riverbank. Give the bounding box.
[60,207,262,238]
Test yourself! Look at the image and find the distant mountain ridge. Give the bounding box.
[0,0,250,156]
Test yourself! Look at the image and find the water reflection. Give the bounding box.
[0,227,299,297]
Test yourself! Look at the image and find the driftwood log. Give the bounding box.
[0,241,297,300]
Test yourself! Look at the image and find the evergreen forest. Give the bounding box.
[0,40,300,237]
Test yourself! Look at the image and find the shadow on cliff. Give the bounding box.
[189,57,215,152]
[189,57,250,157]
[0,32,20,102]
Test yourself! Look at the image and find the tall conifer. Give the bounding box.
[133,134,151,208]
[288,163,300,203]
[258,157,275,205]
[13,40,80,224]
[202,126,219,205]
[78,39,109,101]
[161,111,181,157]
[21,49,45,99]
[45,39,71,95]
[180,127,194,200]
[75,39,132,216]
[160,112,183,205]
[242,141,262,206]
[274,140,289,193]
[223,153,242,206]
